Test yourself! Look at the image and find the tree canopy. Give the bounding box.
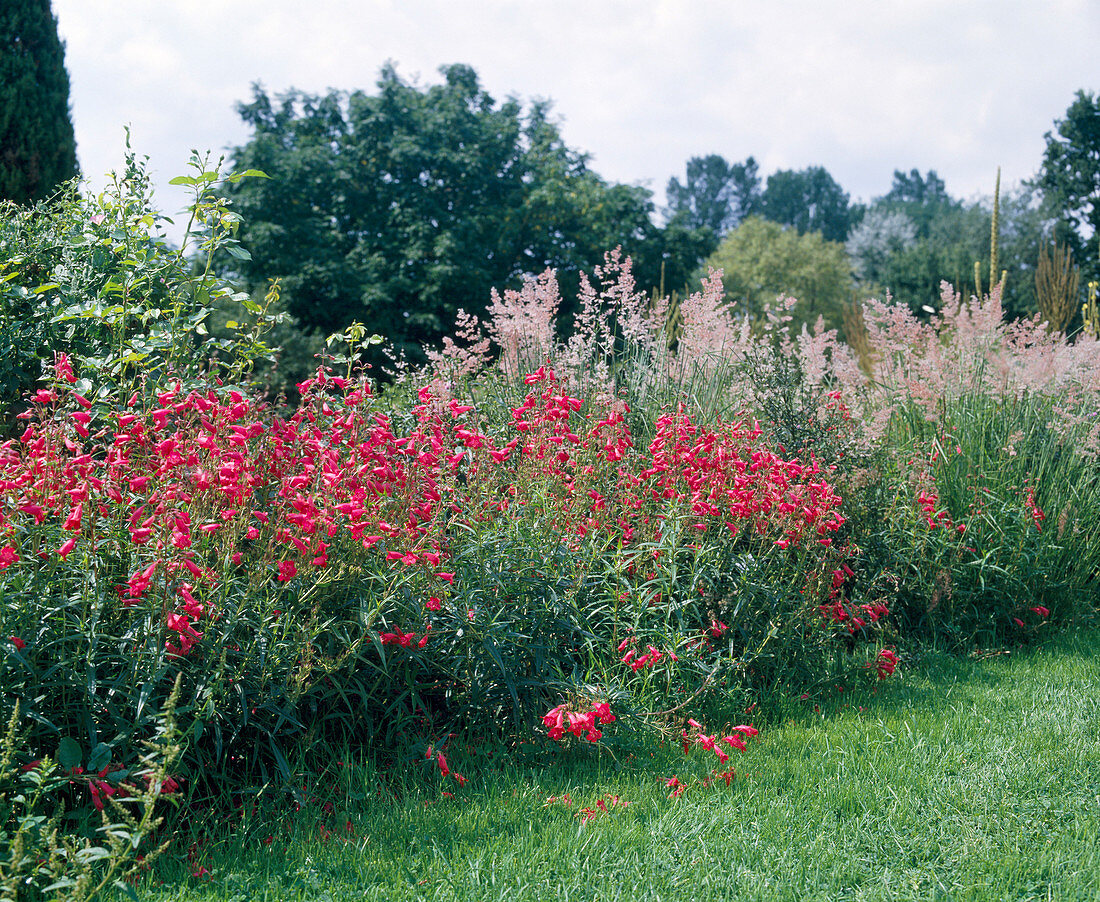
[0,0,78,204]
[224,64,710,366]
[665,154,760,239]
[760,166,853,242]
[1038,90,1100,283]
[704,216,852,335]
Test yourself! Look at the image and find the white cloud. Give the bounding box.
[51,0,1098,239]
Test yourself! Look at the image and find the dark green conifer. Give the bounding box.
[0,0,79,204]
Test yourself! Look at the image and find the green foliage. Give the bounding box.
[703,216,853,332]
[1038,90,1100,284]
[0,146,280,417]
[879,169,954,232]
[850,391,1100,647]
[0,0,78,204]
[665,154,761,239]
[223,64,710,368]
[0,687,181,902]
[760,166,853,242]
[848,173,1053,319]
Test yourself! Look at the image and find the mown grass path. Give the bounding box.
[153,631,1100,901]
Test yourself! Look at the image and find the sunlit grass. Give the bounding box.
[145,629,1100,901]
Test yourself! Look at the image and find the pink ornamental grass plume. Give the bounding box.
[485,268,560,377]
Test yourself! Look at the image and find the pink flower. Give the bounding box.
[62,503,83,531]
[592,702,615,724]
[277,559,297,581]
[0,546,19,571]
[874,648,899,679]
[58,537,77,559]
[437,752,450,778]
[54,353,76,384]
[1031,605,1050,619]
[542,703,566,729]
[8,636,25,650]
[566,710,592,737]
[425,596,441,611]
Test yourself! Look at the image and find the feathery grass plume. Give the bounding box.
[648,285,678,350]
[425,308,492,379]
[857,281,1100,440]
[557,248,663,397]
[796,315,866,405]
[676,268,748,359]
[485,268,560,377]
[1084,280,1100,339]
[1035,240,1080,333]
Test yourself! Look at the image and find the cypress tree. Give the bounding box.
[0,0,79,204]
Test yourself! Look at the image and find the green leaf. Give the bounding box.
[88,742,112,772]
[58,736,82,769]
[74,846,113,863]
[168,175,199,186]
[225,245,252,261]
[226,168,271,183]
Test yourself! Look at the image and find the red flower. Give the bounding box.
[874,648,899,679]
[54,352,76,384]
[0,546,18,571]
[7,636,24,650]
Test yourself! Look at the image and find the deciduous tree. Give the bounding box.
[225,64,707,366]
[760,166,852,242]
[665,154,760,238]
[1038,90,1100,283]
[704,216,852,335]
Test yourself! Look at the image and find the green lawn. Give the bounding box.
[148,631,1100,901]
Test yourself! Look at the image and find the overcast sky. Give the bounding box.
[52,0,1098,239]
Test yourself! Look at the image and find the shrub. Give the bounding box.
[0,356,883,803]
